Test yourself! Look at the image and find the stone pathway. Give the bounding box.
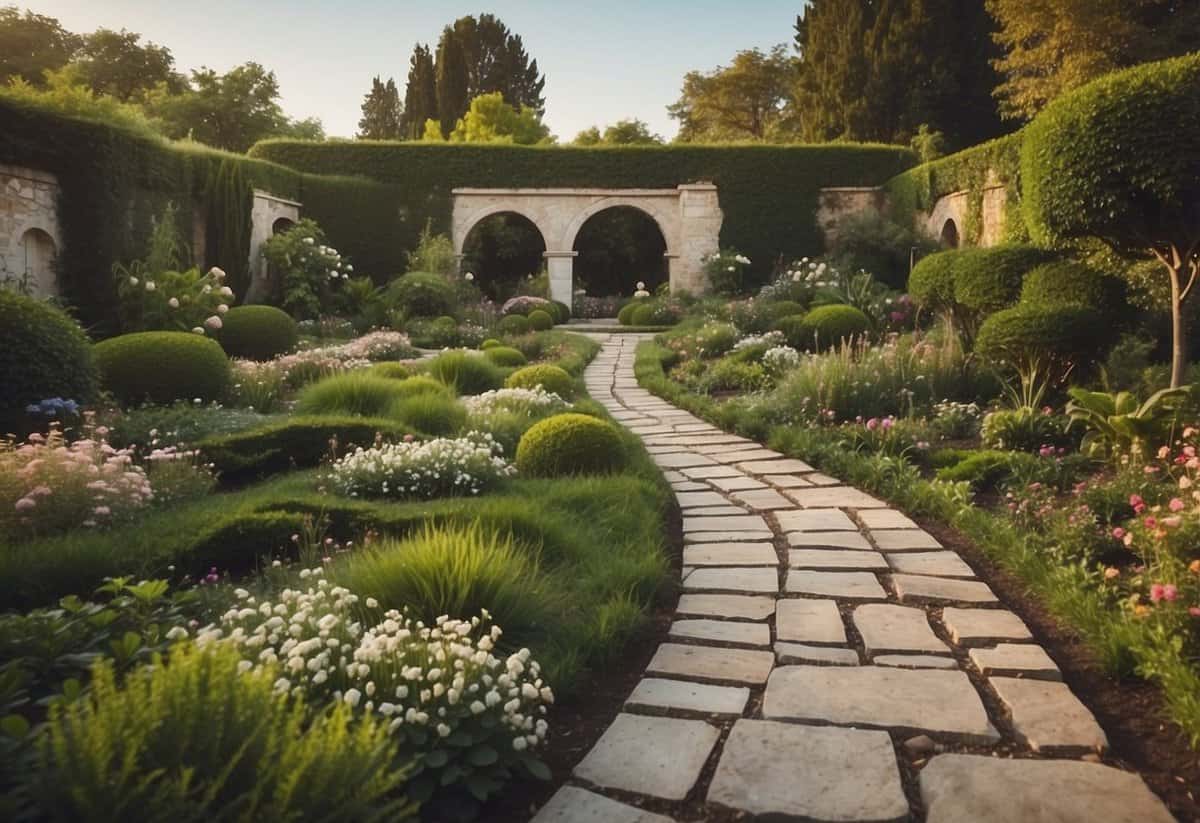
[531,335,1177,823]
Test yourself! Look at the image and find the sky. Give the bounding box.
[23,0,803,141]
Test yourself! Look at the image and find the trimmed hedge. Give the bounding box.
[425,350,505,394]
[515,413,627,477]
[617,302,643,325]
[550,300,571,323]
[908,250,959,310]
[630,304,656,326]
[528,309,555,330]
[793,305,870,350]
[951,245,1054,314]
[217,305,298,360]
[390,393,466,436]
[504,365,575,398]
[497,314,531,335]
[975,304,1108,375]
[93,331,230,406]
[1019,261,1128,322]
[250,140,918,285]
[0,290,97,432]
[385,271,456,318]
[483,346,528,367]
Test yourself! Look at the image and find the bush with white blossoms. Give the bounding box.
[261,218,354,320]
[461,388,567,420]
[762,345,802,375]
[191,571,552,808]
[329,432,515,499]
[703,248,753,295]
[732,330,786,352]
[114,264,234,337]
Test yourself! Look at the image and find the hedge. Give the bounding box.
[249,140,918,285]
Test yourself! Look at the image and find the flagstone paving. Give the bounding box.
[534,335,1173,823]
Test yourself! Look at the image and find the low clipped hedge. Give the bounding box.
[1019,261,1128,323]
[528,309,555,331]
[497,314,531,336]
[793,305,870,350]
[630,304,656,326]
[483,346,528,367]
[908,250,959,311]
[385,271,456,318]
[198,415,408,483]
[975,303,1107,375]
[426,350,505,394]
[480,338,502,350]
[0,289,97,431]
[550,301,571,323]
[217,305,298,360]
[390,393,466,436]
[766,300,807,321]
[617,302,644,325]
[93,331,230,406]
[295,372,410,417]
[951,245,1054,314]
[515,413,627,477]
[505,365,575,398]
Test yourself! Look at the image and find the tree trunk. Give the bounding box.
[1170,262,1188,388]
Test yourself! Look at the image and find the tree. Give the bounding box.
[668,45,797,142]
[73,28,179,101]
[400,44,436,139]
[572,119,663,146]
[986,0,1200,121]
[449,13,545,114]
[434,27,468,138]
[0,6,80,86]
[357,75,403,139]
[275,116,325,141]
[572,126,602,146]
[146,62,287,152]
[1021,54,1200,387]
[447,92,551,145]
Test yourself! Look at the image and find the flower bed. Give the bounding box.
[329,433,515,499]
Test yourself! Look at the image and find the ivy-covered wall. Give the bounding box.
[249,139,918,282]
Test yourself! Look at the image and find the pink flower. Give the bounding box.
[1112,527,1126,539]
[14,497,35,512]
[880,417,894,430]
[1144,516,1157,529]
[866,418,879,431]
[1169,497,1185,512]
[1189,607,1200,617]
[205,315,223,330]
[1162,584,1178,602]
[1163,516,1183,528]
[1150,583,1166,602]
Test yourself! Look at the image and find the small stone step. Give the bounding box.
[871,529,942,551]
[970,644,1061,680]
[777,508,858,532]
[893,574,998,604]
[775,642,859,665]
[680,464,744,479]
[737,458,815,474]
[787,531,874,550]
[682,514,769,533]
[669,619,771,647]
[853,604,951,656]
[683,542,778,566]
[677,593,776,620]
[573,713,720,801]
[625,677,750,717]
[990,677,1107,752]
[729,488,793,509]
[786,487,888,509]
[532,787,675,823]
[887,551,976,578]
[776,598,847,644]
[708,475,768,491]
[875,654,958,669]
[647,642,775,685]
[675,490,732,508]
[942,608,1033,645]
[685,529,775,543]
[683,567,778,594]
[786,570,887,600]
[789,549,889,570]
[858,509,920,530]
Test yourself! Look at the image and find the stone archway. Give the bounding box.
[940,218,960,249]
[19,227,57,296]
[451,185,721,305]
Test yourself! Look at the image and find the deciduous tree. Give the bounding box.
[146,62,287,152]
[73,28,179,101]
[668,45,796,142]
[0,6,79,86]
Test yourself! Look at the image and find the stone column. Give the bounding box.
[675,183,722,295]
[543,251,577,306]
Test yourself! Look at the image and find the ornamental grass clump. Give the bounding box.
[193,568,552,814]
[329,432,514,499]
[296,372,410,418]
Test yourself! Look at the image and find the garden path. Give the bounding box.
[531,334,1177,823]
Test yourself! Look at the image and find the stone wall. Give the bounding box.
[245,190,301,303]
[0,163,61,297]
[816,187,887,249]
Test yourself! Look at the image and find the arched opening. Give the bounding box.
[571,206,668,297]
[20,227,57,296]
[272,217,296,235]
[940,218,960,249]
[461,212,546,301]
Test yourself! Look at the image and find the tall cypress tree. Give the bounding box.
[401,44,436,140]
[793,0,872,141]
[435,27,468,138]
[357,76,403,139]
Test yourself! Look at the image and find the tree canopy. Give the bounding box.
[357,76,403,139]
[573,118,663,146]
[423,92,551,145]
[0,6,79,86]
[668,45,797,142]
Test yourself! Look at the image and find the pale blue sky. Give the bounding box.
[24,1,803,140]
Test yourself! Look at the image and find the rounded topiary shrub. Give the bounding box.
[390,393,466,436]
[394,375,451,398]
[426,350,505,395]
[770,315,810,350]
[0,289,98,428]
[783,305,870,350]
[908,250,961,311]
[617,302,643,326]
[630,304,657,326]
[951,245,1055,314]
[527,309,554,331]
[216,305,298,361]
[94,332,230,406]
[386,271,456,318]
[368,362,413,380]
[1019,261,1129,322]
[515,413,627,477]
[497,314,531,336]
[504,365,575,398]
[975,304,1107,377]
[551,300,571,323]
[480,338,502,350]
[483,346,528,367]
[767,300,807,321]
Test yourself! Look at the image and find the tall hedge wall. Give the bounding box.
[249,139,917,283]
[882,131,1028,246]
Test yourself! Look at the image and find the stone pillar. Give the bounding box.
[674,183,722,295]
[543,250,577,306]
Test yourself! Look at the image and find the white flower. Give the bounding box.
[165,626,189,641]
[219,286,234,298]
[128,276,139,286]
[168,297,180,308]
[205,316,223,330]
[145,281,156,292]
[512,737,528,751]
[208,266,226,279]
[344,688,362,707]
[464,272,474,281]
[217,304,229,314]
[192,327,205,334]
[303,237,314,245]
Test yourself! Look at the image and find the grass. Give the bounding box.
[295,372,412,417]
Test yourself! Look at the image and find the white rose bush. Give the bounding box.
[261,218,353,319]
[329,432,515,500]
[114,264,234,336]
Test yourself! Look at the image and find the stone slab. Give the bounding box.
[786,571,887,599]
[763,665,999,743]
[670,619,771,647]
[677,594,776,620]
[652,452,717,469]
[858,509,920,530]
[893,574,998,604]
[942,608,1032,645]
[531,787,676,823]
[708,720,908,822]
[728,488,793,510]
[647,643,775,685]
[762,474,812,488]
[675,491,732,508]
[684,530,775,543]
[573,713,720,800]
[789,548,889,570]
[775,642,860,665]
[682,567,778,594]
[875,654,959,669]
[683,542,778,567]
[679,464,744,479]
[776,598,847,644]
[786,487,888,508]
[625,677,749,717]
[787,531,874,550]
[990,677,1107,752]
[871,529,942,551]
[715,449,782,464]
[682,505,747,517]
[888,551,976,578]
[920,754,1175,823]
[736,458,814,474]
[708,475,768,492]
[777,508,858,532]
[970,644,1060,680]
[854,604,950,655]
[807,472,842,486]
[670,482,710,493]
[682,514,769,533]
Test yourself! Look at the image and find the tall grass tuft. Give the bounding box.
[295,372,409,417]
[389,393,466,436]
[424,351,505,395]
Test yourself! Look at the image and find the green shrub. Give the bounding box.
[767,300,807,321]
[0,290,97,431]
[1019,261,1128,322]
[698,358,769,393]
[770,315,811,350]
[426,350,505,394]
[93,331,230,406]
[794,305,870,350]
[826,206,933,289]
[295,372,408,417]
[908,250,959,311]
[936,449,1040,491]
[951,245,1054,314]
[504,365,575,398]
[515,413,627,477]
[527,308,555,330]
[630,304,656,326]
[27,643,409,823]
[216,305,298,360]
[392,375,452,398]
[617,302,643,325]
[483,345,528,367]
[981,407,1075,452]
[975,303,1107,378]
[367,362,413,380]
[386,271,455,318]
[389,393,466,436]
[693,322,739,357]
[550,300,571,323]
[480,338,502,349]
[497,314,531,335]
